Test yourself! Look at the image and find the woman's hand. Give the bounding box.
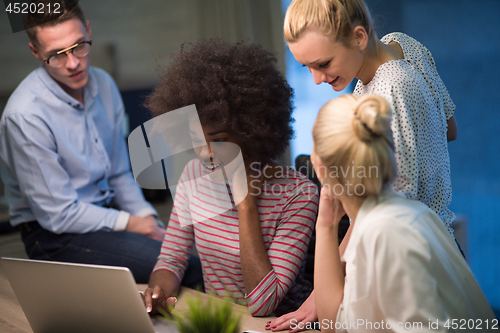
[143,270,180,316]
[265,290,317,332]
[232,160,263,209]
[141,285,177,315]
[316,186,345,229]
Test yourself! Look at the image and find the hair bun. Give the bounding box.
[352,95,391,142]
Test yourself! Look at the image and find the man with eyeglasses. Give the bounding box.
[0,1,203,287]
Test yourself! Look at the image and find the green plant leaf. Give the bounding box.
[166,295,241,333]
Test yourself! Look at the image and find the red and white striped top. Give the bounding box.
[154,159,318,316]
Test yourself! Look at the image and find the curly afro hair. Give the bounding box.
[144,38,295,162]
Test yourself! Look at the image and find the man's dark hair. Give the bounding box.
[24,0,85,47]
[145,38,295,162]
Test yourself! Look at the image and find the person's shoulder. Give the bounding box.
[380,32,402,43]
[376,60,412,78]
[87,67,123,110]
[280,167,316,187]
[361,193,436,240]
[277,167,319,202]
[2,68,48,120]
[89,66,113,81]
[358,198,447,269]
[89,67,118,89]
[367,60,417,95]
[376,62,438,110]
[381,194,431,220]
[381,32,426,52]
[381,32,418,44]
[383,32,438,70]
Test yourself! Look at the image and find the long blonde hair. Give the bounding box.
[313,94,396,197]
[284,0,377,50]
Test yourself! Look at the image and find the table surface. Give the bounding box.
[0,268,317,333]
[139,284,317,333]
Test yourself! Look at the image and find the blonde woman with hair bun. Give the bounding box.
[313,94,396,198]
[308,95,493,332]
[268,0,460,330]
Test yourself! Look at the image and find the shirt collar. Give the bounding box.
[36,65,96,111]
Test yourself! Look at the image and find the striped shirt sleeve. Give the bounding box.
[245,179,318,316]
[153,165,194,282]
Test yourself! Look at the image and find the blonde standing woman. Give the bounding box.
[267,0,460,330]
[298,95,493,332]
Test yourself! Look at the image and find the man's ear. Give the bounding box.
[86,21,92,40]
[29,42,43,62]
[353,26,369,52]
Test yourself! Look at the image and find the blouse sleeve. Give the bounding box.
[245,179,318,316]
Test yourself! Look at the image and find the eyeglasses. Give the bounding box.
[43,40,92,68]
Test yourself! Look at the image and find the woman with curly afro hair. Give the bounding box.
[142,38,319,317]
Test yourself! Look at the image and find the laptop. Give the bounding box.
[0,257,177,333]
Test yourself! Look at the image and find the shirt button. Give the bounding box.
[95,139,98,143]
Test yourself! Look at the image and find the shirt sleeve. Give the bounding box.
[1,114,123,234]
[245,180,318,316]
[153,167,194,282]
[106,79,157,218]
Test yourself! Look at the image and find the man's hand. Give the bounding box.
[265,290,317,332]
[126,215,165,241]
[140,285,177,315]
